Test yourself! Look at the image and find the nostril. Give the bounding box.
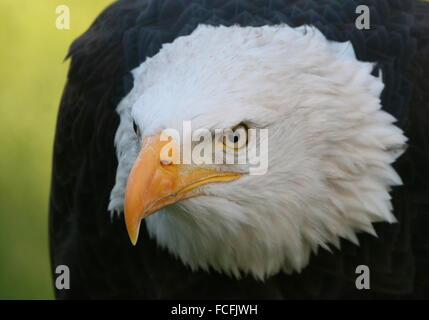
[160,159,172,166]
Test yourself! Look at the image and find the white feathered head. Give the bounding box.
[109,24,406,279]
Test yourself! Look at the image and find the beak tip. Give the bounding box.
[130,238,138,246]
[128,230,139,246]
[127,225,141,246]
[125,213,141,246]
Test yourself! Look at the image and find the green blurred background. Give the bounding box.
[0,0,113,299]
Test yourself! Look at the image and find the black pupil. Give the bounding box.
[229,131,240,143]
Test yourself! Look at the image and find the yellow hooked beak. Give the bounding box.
[124,133,242,245]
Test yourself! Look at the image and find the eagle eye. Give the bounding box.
[222,123,248,152]
[132,120,141,139]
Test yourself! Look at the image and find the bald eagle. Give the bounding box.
[50,0,429,299]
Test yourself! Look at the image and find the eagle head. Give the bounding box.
[109,24,406,279]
